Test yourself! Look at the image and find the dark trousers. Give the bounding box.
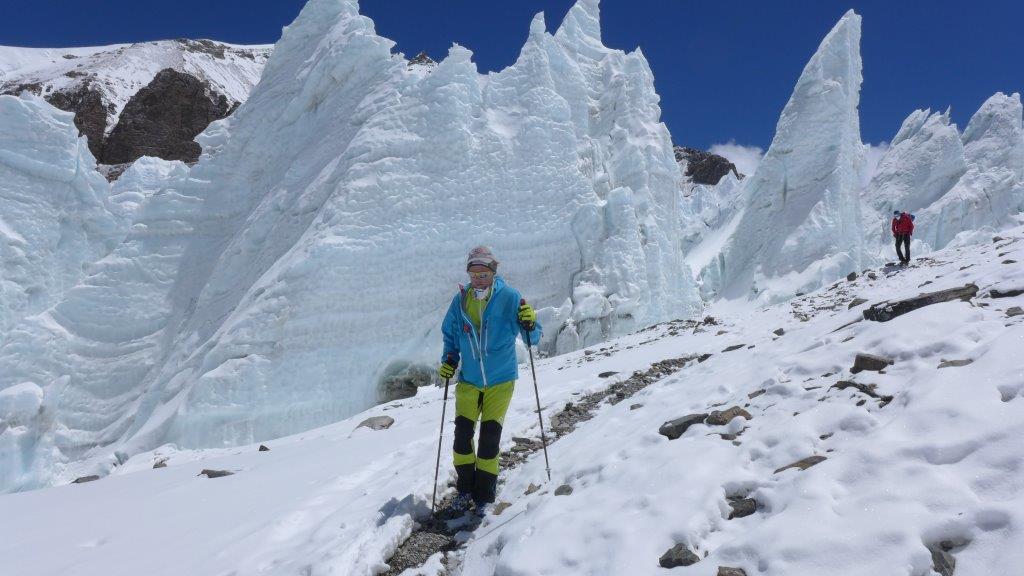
[453,381,514,504]
[895,234,910,263]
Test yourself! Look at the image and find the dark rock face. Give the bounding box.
[45,84,109,159]
[102,68,233,165]
[674,146,741,185]
[408,51,436,66]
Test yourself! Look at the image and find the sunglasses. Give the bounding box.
[468,271,494,279]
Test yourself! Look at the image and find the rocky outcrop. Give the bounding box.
[44,84,110,159]
[102,68,233,165]
[674,146,741,185]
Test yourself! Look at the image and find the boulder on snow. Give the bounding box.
[847,297,868,309]
[698,353,713,363]
[1007,306,1024,317]
[718,568,747,576]
[659,414,708,440]
[72,475,100,484]
[153,458,168,469]
[356,415,395,431]
[846,271,858,281]
[991,287,1024,299]
[927,540,962,576]
[772,328,785,336]
[258,444,270,451]
[674,146,741,185]
[938,358,973,369]
[863,284,978,322]
[851,353,894,373]
[598,371,618,378]
[727,496,757,519]
[199,469,233,478]
[722,344,745,352]
[659,543,701,568]
[554,484,573,496]
[706,406,752,426]
[774,455,827,474]
[524,483,541,496]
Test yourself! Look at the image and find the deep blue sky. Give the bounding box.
[2,1,1020,150]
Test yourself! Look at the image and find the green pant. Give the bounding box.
[453,380,514,503]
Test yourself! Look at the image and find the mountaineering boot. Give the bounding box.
[473,500,490,518]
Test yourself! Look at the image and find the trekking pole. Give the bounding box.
[521,299,552,482]
[431,354,456,514]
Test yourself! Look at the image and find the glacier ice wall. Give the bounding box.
[696,10,865,301]
[0,94,124,336]
[0,0,700,491]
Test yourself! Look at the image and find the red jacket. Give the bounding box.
[893,213,914,235]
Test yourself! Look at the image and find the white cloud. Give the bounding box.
[708,141,764,178]
[860,141,890,189]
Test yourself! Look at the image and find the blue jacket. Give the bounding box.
[441,276,542,388]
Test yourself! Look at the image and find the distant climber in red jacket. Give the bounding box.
[891,210,914,265]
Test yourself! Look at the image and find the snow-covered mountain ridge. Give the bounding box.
[0,39,271,170]
[3,221,1022,576]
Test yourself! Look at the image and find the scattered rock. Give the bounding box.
[698,353,713,363]
[927,541,958,576]
[674,146,741,185]
[772,328,785,336]
[199,469,234,479]
[847,297,868,309]
[722,344,745,353]
[938,358,974,369]
[863,284,978,322]
[991,288,1024,299]
[718,568,747,576]
[598,371,618,378]
[727,496,757,519]
[356,415,395,431]
[846,271,858,281]
[993,236,1005,242]
[867,272,877,280]
[407,51,436,66]
[1007,306,1023,317]
[1003,260,1018,265]
[153,458,168,469]
[258,444,270,452]
[659,414,708,440]
[524,483,541,496]
[830,381,894,407]
[554,484,573,496]
[774,455,827,474]
[492,501,512,515]
[659,543,701,568]
[706,406,752,426]
[630,403,643,410]
[819,432,833,440]
[72,475,100,484]
[851,353,894,373]
[747,389,766,399]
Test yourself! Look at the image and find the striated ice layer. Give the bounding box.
[0,0,700,491]
[696,10,865,302]
[0,94,124,336]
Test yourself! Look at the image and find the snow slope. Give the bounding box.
[0,40,271,136]
[0,0,700,492]
[3,222,1022,576]
[697,11,865,303]
[0,93,124,335]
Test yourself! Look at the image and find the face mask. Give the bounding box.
[473,287,489,300]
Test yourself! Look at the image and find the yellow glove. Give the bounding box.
[518,301,536,331]
[439,361,456,380]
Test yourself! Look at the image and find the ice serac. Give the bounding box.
[913,92,1024,249]
[0,94,123,337]
[0,0,700,491]
[698,10,864,301]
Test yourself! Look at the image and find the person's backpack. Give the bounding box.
[898,213,914,234]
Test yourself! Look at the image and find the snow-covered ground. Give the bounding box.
[3,223,1021,576]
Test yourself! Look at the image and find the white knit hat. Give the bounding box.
[466,245,498,272]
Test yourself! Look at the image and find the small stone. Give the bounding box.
[772,328,785,336]
[846,271,858,281]
[928,542,957,576]
[659,413,708,440]
[659,543,700,568]
[722,344,745,353]
[1003,260,1017,264]
[718,568,747,576]
[851,352,894,373]
[706,406,752,426]
[747,389,766,399]
[867,272,877,280]
[1007,306,1023,317]
[697,353,713,363]
[774,455,827,474]
[554,484,573,496]
[795,292,805,297]
[153,458,168,469]
[258,444,270,452]
[716,330,728,336]
[938,358,973,369]
[598,371,618,378]
[847,297,868,309]
[819,432,833,440]
[199,469,234,479]
[72,475,100,484]
[993,236,1005,242]
[991,288,1024,298]
[727,497,756,519]
[524,483,540,495]
[356,415,395,431]
[630,403,643,410]
[492,501,512,515]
